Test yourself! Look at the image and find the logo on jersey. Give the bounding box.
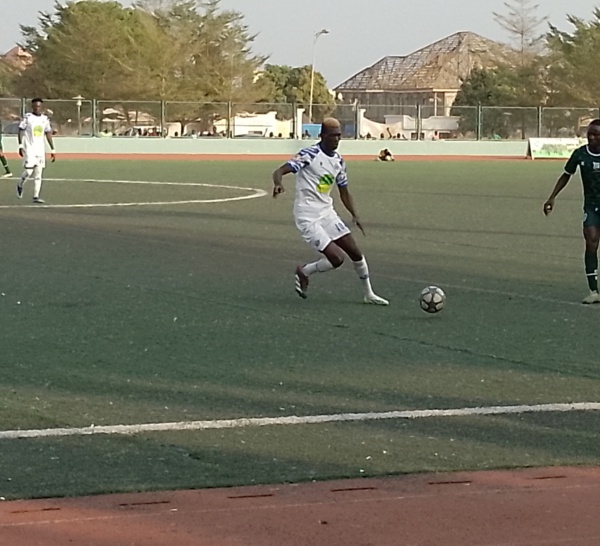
[316,173,335,193]
[33,125,44,137]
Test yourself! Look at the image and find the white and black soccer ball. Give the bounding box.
[419,286,446,313]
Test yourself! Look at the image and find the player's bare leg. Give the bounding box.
[582,226,600,303]
[295,244,341,299]
[334,234,389,305]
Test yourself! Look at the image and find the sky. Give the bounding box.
[2,0,599,87]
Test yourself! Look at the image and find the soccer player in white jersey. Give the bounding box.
[17,98,56,203]
[272,117,389,305]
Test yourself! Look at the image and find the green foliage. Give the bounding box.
[452,67,541,138]
[545,9,600,107]
[453,67,516,107]
[15,0,269,130]
[261,64,335,121]
[17,1,149,99]
[0,58,17,97]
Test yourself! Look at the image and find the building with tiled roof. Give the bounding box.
[1,46,33,70]
[335,31,517,119]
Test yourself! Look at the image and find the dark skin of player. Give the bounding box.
[543,123,600,256]
[272,118,367,267]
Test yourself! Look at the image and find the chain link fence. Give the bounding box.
[3,97,599,140]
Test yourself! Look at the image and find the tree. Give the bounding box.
[452,67,538,138]
[135,0,270,133]
[135,0,267,100]
[0,58,17,97]
[15,0,271,133]
[545,9,600,107]
[17,1,155,100]
[493,0,549,61]
[261,64,334,122]
[492,0,549,125]
[453,67,516,107]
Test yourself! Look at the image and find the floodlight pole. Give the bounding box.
[308,29,329,124]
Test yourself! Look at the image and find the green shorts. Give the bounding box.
[583,204,600,227]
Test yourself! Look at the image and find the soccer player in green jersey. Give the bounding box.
[0,120,13,178]
[544,119,600,304]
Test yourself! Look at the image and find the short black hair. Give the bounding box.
[31,98,44,104]
[589,119,600,127]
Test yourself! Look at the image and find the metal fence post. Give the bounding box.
[537,106,542,138]
[160,100,166,138]
[92,98,97,137]
[227,101,232,138]
[476,104,482,141]
[416,104,422,140]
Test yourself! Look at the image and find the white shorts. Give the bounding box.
[23,154,45,169]
[295,211,351,252]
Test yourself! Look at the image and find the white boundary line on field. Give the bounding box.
[0,178,268,208]
[1,402,599,440]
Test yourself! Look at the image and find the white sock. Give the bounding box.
[353,256,375,296]
[33,167,42,198]
[303,258,335,276]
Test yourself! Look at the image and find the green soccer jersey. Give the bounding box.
[565,145,600,206]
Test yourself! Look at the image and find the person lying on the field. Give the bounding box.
[377,148,394,161]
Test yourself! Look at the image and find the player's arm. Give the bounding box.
[545,150,578,215]
[45,128,56,163]
[338,185,365,235]
[543,172,571,215]
[17,127,25,158]
[272,163,294,198]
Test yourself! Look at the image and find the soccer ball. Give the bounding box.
[419,286,446,313]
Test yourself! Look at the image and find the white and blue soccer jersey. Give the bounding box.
[287,144,348,220]
[19,113,52,159]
